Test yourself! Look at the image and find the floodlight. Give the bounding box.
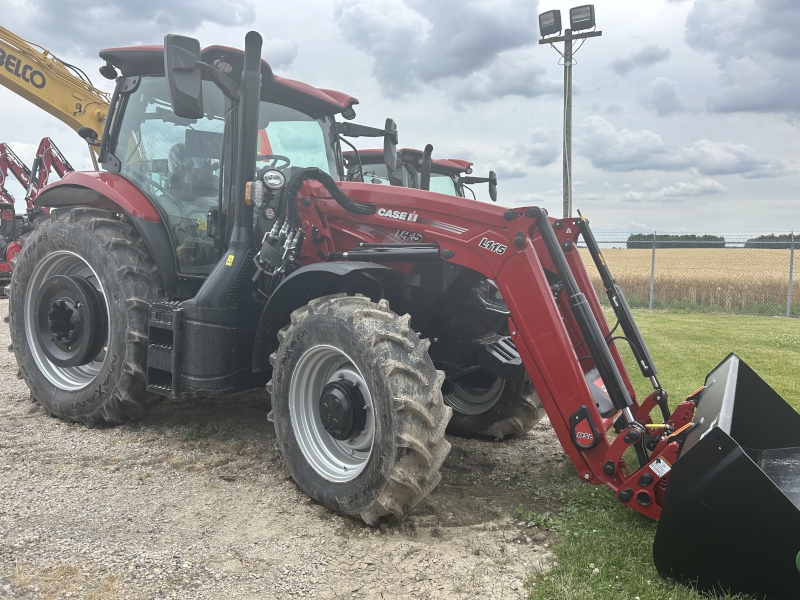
[570,5,595,31]
[539,10,562,37]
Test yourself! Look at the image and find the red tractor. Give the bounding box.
[343,146,497,202]
[0,138,71,292]
[6,32,799,599]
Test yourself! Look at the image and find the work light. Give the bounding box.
[570,5,595,31]
[539,10,562,37]
[263,168,286,190]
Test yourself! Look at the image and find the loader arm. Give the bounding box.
[0,143,31,205]
[0,25,110,147]
[300,180,697,521]
[26,137,73,204]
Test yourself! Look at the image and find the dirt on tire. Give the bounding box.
[8,207,165,426]
[1,297,566,599]
[271,294,452,524]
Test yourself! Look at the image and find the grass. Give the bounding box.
[578,248,799,316]
[523,309,800,600]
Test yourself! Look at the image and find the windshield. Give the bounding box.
[346,158,463,197]
[112,76,338,276]
[428,172,460,196]
[348,161,393,185]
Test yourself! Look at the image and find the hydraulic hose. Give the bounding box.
[283,168,376,216]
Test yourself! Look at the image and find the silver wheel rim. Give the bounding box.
[24,251,109,391]
[444,376,505,415]
[289,345,375,483]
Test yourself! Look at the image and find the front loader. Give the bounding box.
[6,31,799,599]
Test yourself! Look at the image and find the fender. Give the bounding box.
[252,262,403,373]
[34,171,188,297]
[36,171,161,221]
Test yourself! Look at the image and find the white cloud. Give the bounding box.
[263,39,299,69]
[333,0,552,101]
[685,0,800,114]
[578,116,791,178]
[609,45,671,76]
[622,178,727,202]
[4,0,256,56]
[449,51,560,105]
[512,127,561,167]
[638,78,686,116]
[488,160,529,179]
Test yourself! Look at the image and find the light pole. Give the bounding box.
[539,6,602,218]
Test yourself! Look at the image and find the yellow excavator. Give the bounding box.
[0,25,110,290]
[0,25,110,153]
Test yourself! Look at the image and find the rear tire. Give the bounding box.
[8,207,165,426]
[270,294,451,524]
[445,373,543,440]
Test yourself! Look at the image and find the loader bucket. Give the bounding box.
[654,354,800,599]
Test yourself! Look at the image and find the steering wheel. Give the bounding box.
[257,154,291,169]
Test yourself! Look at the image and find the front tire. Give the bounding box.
[8,207,165,426]
[270,294,452,524]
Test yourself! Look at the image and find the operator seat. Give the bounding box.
[167,143,218,201]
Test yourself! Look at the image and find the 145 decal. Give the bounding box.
[396,230,423,243]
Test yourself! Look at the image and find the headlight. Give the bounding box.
[263,168,286,190]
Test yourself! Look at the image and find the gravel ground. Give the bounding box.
[1,297,566,599]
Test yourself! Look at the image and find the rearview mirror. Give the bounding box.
[164,34,204,119]
[489,171,497,202]
[383,118,398,172]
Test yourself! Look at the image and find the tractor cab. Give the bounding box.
[344,148,497,201]
[95,44,356,279]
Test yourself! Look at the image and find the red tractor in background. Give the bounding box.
[343,147,498,202]
[5,31,800,599]
[0,138,72,293]
[0,144,30,288]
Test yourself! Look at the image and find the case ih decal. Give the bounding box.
[377,208,418,222]
[478,237,507,255]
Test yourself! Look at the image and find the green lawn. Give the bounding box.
[524,310,800,600]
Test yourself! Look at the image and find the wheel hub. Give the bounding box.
[34,274,107,368]
[319,379,367,440]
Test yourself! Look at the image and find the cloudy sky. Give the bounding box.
[1,0,798,235]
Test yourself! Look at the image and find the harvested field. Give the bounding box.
[579,247,798,315]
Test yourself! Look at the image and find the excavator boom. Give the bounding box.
[0,26,110,142]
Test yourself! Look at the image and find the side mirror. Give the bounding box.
[164,34,204,119]
[489,171,498,202]
[383,118,398,172]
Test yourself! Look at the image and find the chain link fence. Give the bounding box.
[578,234,797,318]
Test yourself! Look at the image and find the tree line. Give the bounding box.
[625,233,796,249]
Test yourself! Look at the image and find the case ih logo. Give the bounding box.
[478,237,507,255]
[378,208,418,222]
[0,49,47,89]
[576,432,594,441]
